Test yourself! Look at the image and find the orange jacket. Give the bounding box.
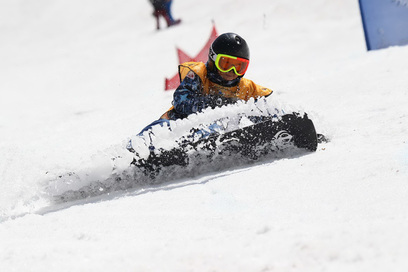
[161,62,273,120]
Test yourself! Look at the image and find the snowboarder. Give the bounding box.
[127,33,321,172]
[138,32,273,134]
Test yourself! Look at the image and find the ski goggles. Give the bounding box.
[212,53,250,76]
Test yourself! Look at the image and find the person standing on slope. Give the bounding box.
[137,32,273,135]
[149,0,181,29]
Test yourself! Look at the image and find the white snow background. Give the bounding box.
[1,0,408,271]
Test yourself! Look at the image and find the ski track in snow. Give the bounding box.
[2,99,311,220]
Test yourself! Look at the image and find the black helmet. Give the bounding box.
[209,33,250,60]
[207,33,250,86]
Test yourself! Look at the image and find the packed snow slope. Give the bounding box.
[1,0,408,271]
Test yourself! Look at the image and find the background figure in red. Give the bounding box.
[149,0,181,29]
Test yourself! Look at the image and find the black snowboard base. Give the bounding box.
[132,112,319,177]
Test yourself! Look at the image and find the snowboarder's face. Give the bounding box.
[218,69,239,81]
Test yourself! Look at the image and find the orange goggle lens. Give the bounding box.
[215,54,249,76]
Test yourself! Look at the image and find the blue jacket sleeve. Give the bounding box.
[172,72,213,117]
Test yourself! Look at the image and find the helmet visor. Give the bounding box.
[214,54,249,76]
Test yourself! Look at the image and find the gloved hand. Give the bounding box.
[207,95,236,109]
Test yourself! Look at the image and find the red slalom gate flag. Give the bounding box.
[165,24,218,91]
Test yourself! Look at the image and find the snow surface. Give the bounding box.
[1,0,408,271]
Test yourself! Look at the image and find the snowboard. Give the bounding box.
[132,112,318,176]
